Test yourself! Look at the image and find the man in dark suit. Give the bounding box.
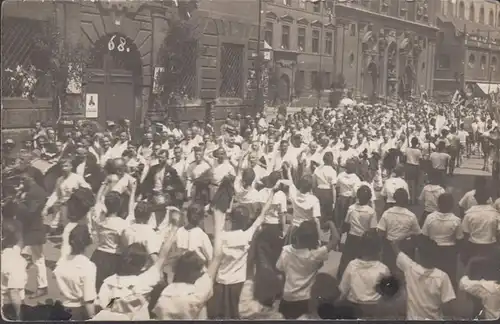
[72,147,103,193]
[16,173,49,298]
[141,149,185,208]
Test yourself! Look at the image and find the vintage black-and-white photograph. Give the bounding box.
[1,0,500,321]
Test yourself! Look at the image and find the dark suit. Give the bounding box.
[141,163,185,207]
[25,166,45,191]
[17,181,48,246]
[72,153,103,193]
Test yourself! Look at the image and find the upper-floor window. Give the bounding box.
[283,0,292,6]
[325,31,333,55]
[299,0,306,9]
[479,6,485,24]
[459,1,465,19]
[350,23,356,36]
[469,4,475,22]
[480,55,487,70]
[281,25,290,49]
[265,22,273,47]
[312,30,320,53]
[492,56,497,72]
[489,9,494,26]
[220,43,243,98]
[381,1,389,14]
[446,0,453,17]
[313,2,320,13]
[468,53,476,68]
[298,27,306,51]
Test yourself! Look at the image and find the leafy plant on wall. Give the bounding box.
[32,15,91,122]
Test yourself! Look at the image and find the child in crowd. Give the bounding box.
[418,171,446,227]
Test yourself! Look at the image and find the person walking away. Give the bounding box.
[337,186,377,279]
[276,220,339,319]
[335,159,361,230]
[381,165,409,211]
[337,230,391,319]
[404,137,422,205]
[457,124,469,166]
[377,188,421,274]
[418,171,446,227]
[458,176,492,218]
[460,186,500,266]
[391,236,456,320]
[446,126,460,175]
[429,142,450,188]
[421,193,463,289]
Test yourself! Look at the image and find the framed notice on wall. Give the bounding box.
[85,93,98,118]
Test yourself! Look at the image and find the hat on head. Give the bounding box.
[4,138,15,146]
[106,120,116,127]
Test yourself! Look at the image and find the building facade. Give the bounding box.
[263,0,336,107]
[334,0,439,100]
[434,0,500,102]
[1,0,260,140]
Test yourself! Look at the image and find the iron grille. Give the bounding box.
[220,43,243,98]
[1,17,51,98]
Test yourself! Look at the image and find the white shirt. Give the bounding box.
[121,223,162,256]
[458,190,493,212]
[339,259,390,304]
[46,173,91,208]
[153,273,213,320]
[313,165,337,189]
[337,172,361,197]
[345,204,377,237]
[1,246,28,303]
[288,183,321,227]
[276,245,329,302]
[462,205,500,244]
[422,212,464,246]
[59,222,78,262]
[216,227,257,285]
[259,188,287,225]
[174,227,213,264]
[381,177,409,203]
[377,207,421,241]
[94,216,128,254]
[459,276,500,320]
[405,147,422,165]
[54,254,97,307]
[419,185,446,213]
[396,252,456,320]
[430,152,450,170]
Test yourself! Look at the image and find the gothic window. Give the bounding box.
[459,1,465,19]
[469,4,475,22]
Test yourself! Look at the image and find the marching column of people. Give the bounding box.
[1,99,500,320]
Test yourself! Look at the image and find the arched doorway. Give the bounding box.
[86,33,142,127]
[364,60,378,99]
[404,63,415,97]
[385,42,397,97]
[278,74,290,104]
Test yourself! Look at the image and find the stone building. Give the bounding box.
[1,0,260,140]
[263,0,336,107]
[334,0,439,101]
[433,0,500,102]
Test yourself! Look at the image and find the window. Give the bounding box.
[459,1,465,19]
[323,72,331,88]
[349,52,355,67]
[489,10,494,26]
[492,56,497,71]
[498,11,500,27]
[325,32,333,55]
[1,17,51,98]
[422,62,426,70]
[298,28,306,51]
[265,22,273,47]
[311,71,320,90]
[220,43,243,98]
[313,2,320,13]
[447,0,453,17]
[480,55,487,70]
[468,53,475,67]
[438,54,451,69]
[400,1,408,18]
[479,6,485,24]
[381,1,389,13]
[469,4,475,22]
[283,0,292,6]
[281,25,290,49]
[350,23,356,36]
[299,0,306,9]
[312,30,320,53]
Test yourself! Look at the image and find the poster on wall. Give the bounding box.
[85,93,98,118]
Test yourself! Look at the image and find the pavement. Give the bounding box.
[23,154,495,319]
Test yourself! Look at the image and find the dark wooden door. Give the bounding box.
[86,68,135,127]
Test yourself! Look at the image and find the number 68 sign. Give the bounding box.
[108,35,130,53]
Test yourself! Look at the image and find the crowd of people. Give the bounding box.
[1,92,500,321]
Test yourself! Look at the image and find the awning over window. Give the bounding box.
[476,83,500,95]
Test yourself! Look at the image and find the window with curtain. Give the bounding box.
[312,30,320,53]
[325,31,332,55]
[281,25,290,49]
[265,22,273,47]
[298,27,306,52]
[469,4,475,22]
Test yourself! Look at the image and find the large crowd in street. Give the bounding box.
[1,90,500,320]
